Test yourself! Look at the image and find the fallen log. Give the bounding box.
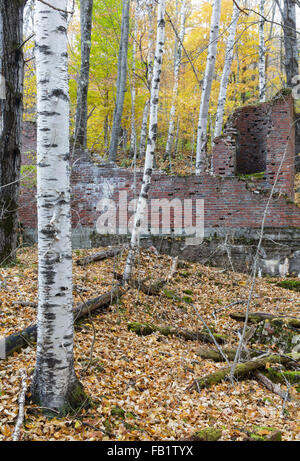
[114,272,165,295]
[187,353,300,392]
[196,346,263,362]
[76,247,123,266]
[127,322,227,344]
[230,311,300,330]
[2,286,123,359]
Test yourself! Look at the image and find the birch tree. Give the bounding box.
[108,0,130,162]
[259,0,266,101]
[74,0,94,150]
[0,1,25,264]
[123,0,166,282]
[139,0,154,158]
[213,3,239,139]
[31,0,86,413]
[195,0,221,175]
[165,0,186,164]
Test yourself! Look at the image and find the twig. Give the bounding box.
[12,369,27,442]
[37,0,73,14]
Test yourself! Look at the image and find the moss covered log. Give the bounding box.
[187,353,300,392]
[127,322,227,344]
[230,311,300,329]
[196,346,262,362]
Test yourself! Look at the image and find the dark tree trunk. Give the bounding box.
[283,0,298,87]
[74,0,93,150]
[0,1,25,265]
[108,0,130,163]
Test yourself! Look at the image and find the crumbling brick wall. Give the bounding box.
[18,92,300,234]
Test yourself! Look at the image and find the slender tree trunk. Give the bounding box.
[0,1,25,265]
[283,0,298,88]
[31,0,86,414]
[108,0,130,162]
[213,3,239,139]
[165,0,186,163]
[74,0,93,150]
[129,0,138,158]
[195,0,221,175]
[123,0,166,282]
[139,0,154,158]
[259,0,266,101]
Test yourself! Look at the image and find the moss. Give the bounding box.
[127,322,155,336]
[263,368,300,385]
[61,381,90,416]
[250,426,282,441]
[111,405,125,418]
[192,427,222,441]
[182,296,193,304]
[163,288,181,301]
[276,279,300,292]
[183,289,193,295]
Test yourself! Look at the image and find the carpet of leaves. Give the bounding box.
[0,246,300,441]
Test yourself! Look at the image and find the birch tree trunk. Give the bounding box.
[139,0,154,158]
[123,0,166,282]
[259,0,266,102]
[108,0,130,162]
[283,0,298,88]
[0,1,25,265]
[213,3,239,139]
[74,0,93,151]
[165,0,186,163]
[31,0,86,414]
[195,0,221,175]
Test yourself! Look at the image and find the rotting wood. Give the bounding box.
[187,353,300,392]
[3,286,123,358]
[76,247,123,266]
[127,321,227,344]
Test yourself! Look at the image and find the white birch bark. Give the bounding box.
[165,0,186,161]
[139,0,154,158]
[31,0,84,412]
[123,0,166,282]
[259,0,266,102]
[195,0,221,175]
[213,3,239,139]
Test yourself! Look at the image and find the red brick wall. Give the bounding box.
[19,92,300,233]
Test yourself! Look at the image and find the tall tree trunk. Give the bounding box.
[195,0,221,175]
[74,0,93,151]
[165,0,186,163]
[129,0,138,158]
[213,3,239,140]
[0,1,25,265]
[108,0,130,163]
[259,0,266,101]
[31,0,85,414]
[139,0,154,158]
[123,0,166,282]
[283,0,298,88]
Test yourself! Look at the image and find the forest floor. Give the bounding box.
[0,246,300,441]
